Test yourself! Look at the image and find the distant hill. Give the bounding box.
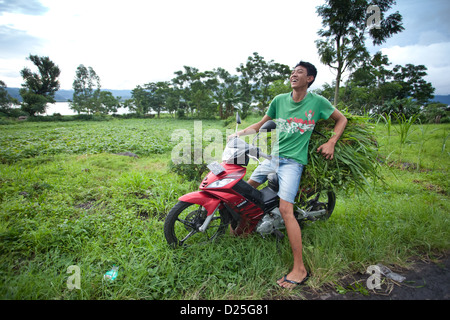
[5,88,132,102]
[430,95,450,105]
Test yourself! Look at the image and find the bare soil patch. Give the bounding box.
[303,252,450,300]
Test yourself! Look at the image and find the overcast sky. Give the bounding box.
[1,0,449,95]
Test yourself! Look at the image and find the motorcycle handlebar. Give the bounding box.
[227,136,272,160]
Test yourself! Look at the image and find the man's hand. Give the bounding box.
[227,133,239,141]
[317,109,347,160]
[317,140,336,160]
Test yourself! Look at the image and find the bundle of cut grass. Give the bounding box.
[301,108,382,194]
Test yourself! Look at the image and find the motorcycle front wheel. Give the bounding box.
[164,201,230,248]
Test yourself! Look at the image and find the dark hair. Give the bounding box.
[294,61,317,88]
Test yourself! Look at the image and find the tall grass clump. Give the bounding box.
[302,108,381,194]
[391,112,419,145]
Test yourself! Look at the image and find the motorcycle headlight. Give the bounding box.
[206,178,235,188]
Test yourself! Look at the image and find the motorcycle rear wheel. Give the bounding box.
[295,189,336,222]
[164,201,229,248]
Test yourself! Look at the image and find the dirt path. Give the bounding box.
[303,253,450,300]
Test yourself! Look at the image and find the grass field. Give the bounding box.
[0,117,448,299]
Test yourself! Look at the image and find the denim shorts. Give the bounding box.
[249,156,304,204]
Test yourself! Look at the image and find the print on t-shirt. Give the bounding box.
[274,110,316,134]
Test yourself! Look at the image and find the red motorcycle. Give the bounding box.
[164,114,336,247]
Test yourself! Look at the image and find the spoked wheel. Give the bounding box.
[294,189,336,222]
[164,201,229,248]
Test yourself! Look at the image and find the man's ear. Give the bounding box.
[307,75,314,85]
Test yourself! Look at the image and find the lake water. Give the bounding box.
[45,102,129,115]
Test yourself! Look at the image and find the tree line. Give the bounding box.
[1,0,447,123]
[0,52,292,120]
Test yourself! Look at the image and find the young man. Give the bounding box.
[231,61,347,288]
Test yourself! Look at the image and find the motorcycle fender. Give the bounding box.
[179,191,221,216]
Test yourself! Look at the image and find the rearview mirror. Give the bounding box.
[236,112,241,125]
[260,120,276,131]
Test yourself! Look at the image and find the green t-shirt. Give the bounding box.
[266,92,335,165]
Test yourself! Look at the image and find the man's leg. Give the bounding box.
[247,158,274,189]
[276,199,308,288]
[249,157,308,287]
[275,159,308,288]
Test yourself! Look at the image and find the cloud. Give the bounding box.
[0,0,48,78]
[0,25,43,58]
[12,0,323,90]
[364,0,450,95]
[380,0,450,47]
[0,0,49,15]
[381,42,450,95]
[381,42,450,67]
[0,0,448,96]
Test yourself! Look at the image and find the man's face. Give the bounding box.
[290,66,313,89]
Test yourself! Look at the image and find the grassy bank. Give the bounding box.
[0,118,448,299]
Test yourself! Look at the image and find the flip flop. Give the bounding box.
[278,272,310,288]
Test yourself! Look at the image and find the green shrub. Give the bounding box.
[168,147,209,182]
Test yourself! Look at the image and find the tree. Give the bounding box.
[423,102,449,124]
[375,97,420,118]
[19,54,60,116]
[99,91,121,114]
[350,51,392,87]
[70,65,101,114]
[212,68,241,119]
[268,79,292,100]
[172,66,216,117]
[347,53,435,111]
[346,53,435,113]
[236,52,290,114]
[130,85,151,115]
[345,51,400,112]
[315,0,404,105]
[145,81,171,118]
[0,80,19,116]
[172,66,200,117]
[165,86,181,117]
[392,64,435,104]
